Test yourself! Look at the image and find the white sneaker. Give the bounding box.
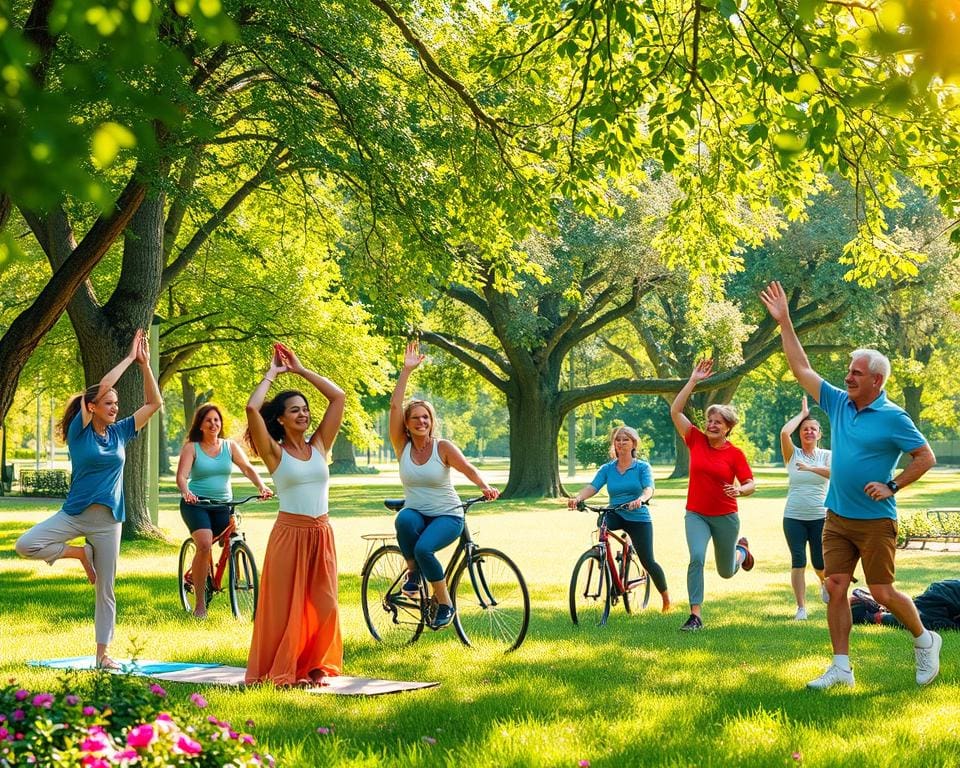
[916,631,942,686]
[807,664,854,689]
[794,607,808,621]
[820,582,830,604]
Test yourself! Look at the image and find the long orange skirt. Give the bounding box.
[245,512,342,685]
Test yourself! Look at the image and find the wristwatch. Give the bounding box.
[886,480,900,495]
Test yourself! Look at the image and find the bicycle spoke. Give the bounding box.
[453,548,529,652]
[361,545,424,644]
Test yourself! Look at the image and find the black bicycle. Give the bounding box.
[569,501,651,627]
[360,497,530,652]
[177,496,260,621]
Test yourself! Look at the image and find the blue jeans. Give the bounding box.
[606,510,668,594]
[394,509,463,583]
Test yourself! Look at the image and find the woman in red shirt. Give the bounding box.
[670,360,756,631]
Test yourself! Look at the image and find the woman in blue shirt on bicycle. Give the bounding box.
[568,426,671,612]
[390,340,500,630]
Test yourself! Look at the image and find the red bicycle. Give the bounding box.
[177,496,260,621]
[569,501,651,626]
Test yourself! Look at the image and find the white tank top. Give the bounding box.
[271,446,329,518]
[784,445,830,521]
[398,440,463,518]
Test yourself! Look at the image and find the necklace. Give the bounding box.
[797,447,818,462]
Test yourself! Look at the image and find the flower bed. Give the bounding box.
[1,673,272,767]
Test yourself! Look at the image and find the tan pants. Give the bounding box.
[16,506,122,645]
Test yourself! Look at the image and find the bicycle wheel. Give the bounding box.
[569,548,610,627]
[229,541,259,621]
[622,544,651,613]
[361,545,424,645]
[178,538,213,614]
[451,547,530,652]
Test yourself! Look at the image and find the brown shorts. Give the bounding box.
[822,510,898,585]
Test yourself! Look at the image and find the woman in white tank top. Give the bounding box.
[243,342,346,686]
[780,395,831,621]
[389,340,500,630]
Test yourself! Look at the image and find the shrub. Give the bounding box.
[0,674,272,767]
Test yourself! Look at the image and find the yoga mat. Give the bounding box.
[30,658,439,696]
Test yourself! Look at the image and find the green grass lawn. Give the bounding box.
[2,466,959,766]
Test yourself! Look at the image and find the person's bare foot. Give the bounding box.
[192,609,207,620]
[81,542,97,585]
[96,654,120,670]
[661,592,671,613]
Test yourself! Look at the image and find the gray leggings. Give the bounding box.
[684,511,741,607]
[15,506,122,645]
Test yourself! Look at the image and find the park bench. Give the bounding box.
[19,468,71,498]
[899,508,960,551]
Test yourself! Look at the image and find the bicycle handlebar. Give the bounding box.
[575,500,648,514]
[191,495,261,508]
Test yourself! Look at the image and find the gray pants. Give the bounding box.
[15,506,122,645]
[685,511,741,607]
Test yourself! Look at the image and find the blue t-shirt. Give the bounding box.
[818,380,926,520]
[63,411,139,522]
[588,459,654,522]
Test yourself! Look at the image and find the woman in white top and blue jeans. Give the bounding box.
[390,340,500,629]
[780,395,831,620]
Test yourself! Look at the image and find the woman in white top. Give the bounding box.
[244,342,345,686]
[389,340,499,629]
[780,395,831,621]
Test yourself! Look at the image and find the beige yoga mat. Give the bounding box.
[30,657,439,696]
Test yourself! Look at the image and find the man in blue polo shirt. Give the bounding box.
[761,281,940,689]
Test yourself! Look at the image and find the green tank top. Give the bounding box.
[188,440,233,501]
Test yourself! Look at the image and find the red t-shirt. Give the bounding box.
[684,426,753,516]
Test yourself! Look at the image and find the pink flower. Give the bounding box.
[316,727,330,735]
[422,736,437,745]
[0,715,5,722]
[115,748,138,760]
[81,757,111,768]
[31,693,54,708]
[156,713,172,721]
[792,752,803,762]
[174,735,203,755]
[0,728,8,741]
[126,724,155,748]
[229,730,239,739]
[245,719,255,728]
[65,695,80,706]
[241,734,255,745]
[189,693,208,708]
[579,761,591,768]
[82,706,97,717]
[149,684,166,698]
[11,711,24,722]
[13,689,28,701]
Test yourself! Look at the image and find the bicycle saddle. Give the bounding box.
[383,499,405,511]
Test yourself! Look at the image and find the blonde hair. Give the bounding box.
[403,399,437,440]
[609,425,640,459]
[706,403,739,433]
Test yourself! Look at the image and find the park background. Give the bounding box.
[3,0,960,765]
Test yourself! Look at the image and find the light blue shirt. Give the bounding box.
[818,380,926,520]
[589,459,654,523]
[63,411,139,522]
[188,441,234,502]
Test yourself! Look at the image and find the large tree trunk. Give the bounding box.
[669,430,690,479]
[502,384,564,498]
[902,384,923,427]
[67,192,166,539]
[329,436,359,474]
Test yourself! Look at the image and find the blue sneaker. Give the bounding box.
[401,571,421,597]
[432,603,455,630]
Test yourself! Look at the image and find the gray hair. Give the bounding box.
[706,403,739,432]
[608,425,640,458]
[850,348,891,387]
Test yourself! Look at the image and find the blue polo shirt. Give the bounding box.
[818,380,926,520]
[63,411,139,522]
[588,459,654,522]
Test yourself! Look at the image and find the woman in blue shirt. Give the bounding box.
[15,330,163,669]
[568,426,671,612]
[176,403,272,617]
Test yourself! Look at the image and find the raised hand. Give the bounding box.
[800,394,809,419]
[690,359,714,382]
[135,334,149,365]
[403,340,425,371]
[268,344,290,377]
[128,328,145,361]
[759,281,790,324]
[275,342,304,374]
